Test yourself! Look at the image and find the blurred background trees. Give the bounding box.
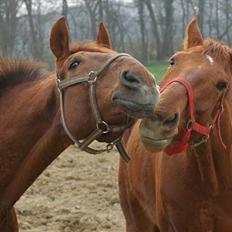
[0,0,231,68]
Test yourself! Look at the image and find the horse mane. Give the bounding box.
[202,39,232,73]
[0,42,114,90]
[0,58,50,90]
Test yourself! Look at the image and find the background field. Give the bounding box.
[147,62,168,82]
[16,145,125,232]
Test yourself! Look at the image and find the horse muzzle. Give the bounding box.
[112,84,160,118]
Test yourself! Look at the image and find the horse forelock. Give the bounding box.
[202,39,232,74]
[0,58,50,90]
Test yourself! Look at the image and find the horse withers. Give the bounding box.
[119,17,232,232]
[0,17,159,231]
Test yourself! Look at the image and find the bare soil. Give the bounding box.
[15,144,125,232]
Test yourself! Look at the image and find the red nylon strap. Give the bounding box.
[192,123,210,136]
[164,128,191,155]
[161,78,194,119]
[160,77,226,156]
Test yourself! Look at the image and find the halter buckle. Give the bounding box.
[187,119,195,129]
[106,143,114,152]
[219,104,224,112]
[88,71,98,84]
[97,121,111,134]
[56,77,61,90]
[192,135,209,147]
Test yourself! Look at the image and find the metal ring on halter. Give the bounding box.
[192,135,209,147]
[187,119,195,129]
[88,71,98,84]
[97,121,111,134]
[56,77,61,89]
[106,143,114,152]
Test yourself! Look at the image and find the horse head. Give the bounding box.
[50,17,160,148]
[140,16,232,154]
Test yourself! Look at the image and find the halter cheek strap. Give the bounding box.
[161,78,226,156]
[57,53,132,162]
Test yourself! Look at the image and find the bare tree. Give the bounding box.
[197,0,206,33]
[142,0,174,60]
[23,0,44,60]
[143,0,162,59]
[62,0,68,18]
[83,0,98,38]
[1,0,232,65]
[161,0,174,59]
[0,0,21,57]
[135,0,148,63]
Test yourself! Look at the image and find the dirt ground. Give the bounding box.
[15,144,125,232]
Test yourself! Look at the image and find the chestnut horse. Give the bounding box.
[119,17,232,232]
[0,17,159,231]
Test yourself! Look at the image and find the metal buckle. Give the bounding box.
[187,119,195,129]
[88,71,98,84]
[219,104,224,112]
[56,77,61,90]
[192,135,209,147]
[106,143,114,152]
[97,121,111,134]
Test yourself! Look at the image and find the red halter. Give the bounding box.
[160,78,226,155]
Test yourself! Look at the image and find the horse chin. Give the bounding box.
[140,135,172,152]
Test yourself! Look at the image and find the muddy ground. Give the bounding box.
[15,144,125,232]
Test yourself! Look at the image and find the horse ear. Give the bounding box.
[184,16,203,49]
[97,22,112,49]
[50,17,70,59]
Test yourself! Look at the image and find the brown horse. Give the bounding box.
[119,17,232,232]
[0,17,159,231]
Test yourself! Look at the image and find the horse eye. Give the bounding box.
[169,58,175,66]
[69,60,80,70]
[216,81,227,91]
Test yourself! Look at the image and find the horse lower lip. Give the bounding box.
[141,136,170,146]
[113,98,139,107]
[113,98,153,110]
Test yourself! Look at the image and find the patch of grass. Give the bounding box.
[147,62,169,82]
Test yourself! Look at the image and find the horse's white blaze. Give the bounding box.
[206,55,214,65]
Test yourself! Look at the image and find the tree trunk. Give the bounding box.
[23,0,43,60]
[0,0,18,57]
[84,0,97,39]
[136,0,148,64]
[62,0,68,18]
[215,0,220,38]
[144,0,162,60]
[160,0,174,59]
[197,0,205,34]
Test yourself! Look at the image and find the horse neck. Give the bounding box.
[190,99,232,195]
[0,73,70,149]
[0,74,74,211]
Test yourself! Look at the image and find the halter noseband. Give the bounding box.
[161,78,227,155]
[57,53,132,162]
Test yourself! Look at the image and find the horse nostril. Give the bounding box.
[163,113,179,129]
[121,71,141,88]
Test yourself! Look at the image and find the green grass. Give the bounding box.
[147,62,169,82]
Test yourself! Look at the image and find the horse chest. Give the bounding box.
[157,157,232,232]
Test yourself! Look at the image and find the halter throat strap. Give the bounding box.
[161,78,226,155]
[57,53,132,162]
